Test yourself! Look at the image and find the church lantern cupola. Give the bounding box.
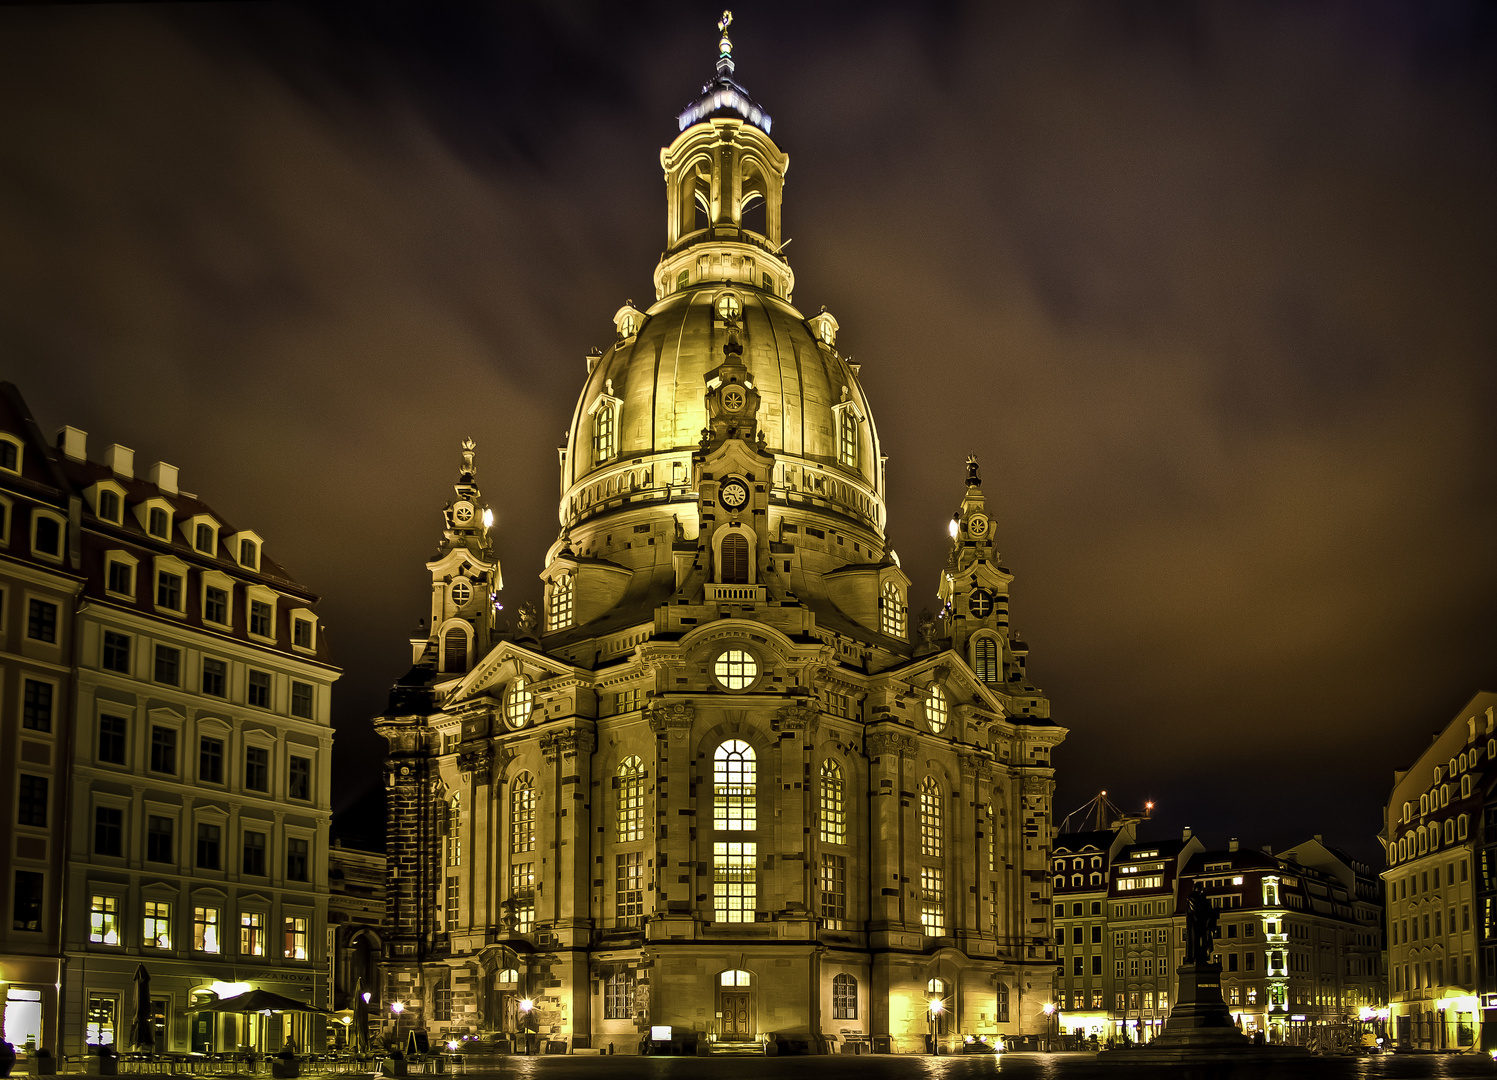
[421,438,501,677]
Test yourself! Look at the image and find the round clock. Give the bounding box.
[970,588,994,618]
[968,514,990,537]
[452,501,475,524]
[720,480,749,509]
[722,387,746,412]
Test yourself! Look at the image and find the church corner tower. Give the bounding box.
[376,12,1066,1056]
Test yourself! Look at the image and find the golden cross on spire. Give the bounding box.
[718,10,733,57]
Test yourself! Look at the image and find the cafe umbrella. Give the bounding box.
[200,989,332,1053]
[129,965,156,1052]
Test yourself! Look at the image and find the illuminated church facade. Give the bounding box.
[375,18,1065,1054]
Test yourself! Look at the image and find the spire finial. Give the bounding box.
[717,10,735,74]
[966,453,981,487]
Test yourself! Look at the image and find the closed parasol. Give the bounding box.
[129,965,155,1051]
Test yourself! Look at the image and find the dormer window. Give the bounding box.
[809,309,839,347]
[147,506,170,539]
[292,614,315,651]
[195,523,215,554]
[839,410,857,467]
[32,512,64,559]
[240,539,257,568]
[0,434,21,473]
[589,393,620,465]
[98,490,121,524]
[548,574,574,631]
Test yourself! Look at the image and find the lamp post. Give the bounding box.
[928,997,944,1055]
[1042,1002,1056,1052]
[518,999,534,1056]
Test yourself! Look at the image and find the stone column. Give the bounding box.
[646,702,696,933]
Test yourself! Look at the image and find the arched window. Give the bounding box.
[443,627,468,673]
[925,684,948,734]
[617,757,645,843]
[1462,775,1473,799]
[548,575,574,631]
[593,401,616,463]
[1072,875,1083,887]
[919,777,943,857]
[927,978,945,995]
[496,968,519,987]
[720,970,752,986]
[832,974,857,1019]
[510,774,535,854]
[838,409,858,468]
[974,637,999,684]
[819,760,845,845]
[714,741,756,831]
[880,581,906,638]
[504,677,533,727]
[1445,819,1456,844]
[720,533,749,584]
[1459,814,1469,840]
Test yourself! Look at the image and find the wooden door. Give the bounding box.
[721,992,751,1038]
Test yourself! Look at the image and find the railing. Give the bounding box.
[705,584,766,602]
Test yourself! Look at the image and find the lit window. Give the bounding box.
[716,293,741,321]
[713,842,756,923]
[283,916,308,960]
[819,760,845,844]
[820,852,847,927]
[919,778,943,857]
[240,912,265,957]
[604,971,635,1019]
[193,906,220,953]
[714,740,756,831]
[511,775,535,854]
[90,895,120,945]
[593,401,616,463]
[505,677,534,727]
[714,648,757,690]
[925,683,947,733]
[617,757,645,842]
[548,575,574,631]
[879,581,905,638]
[143,900,172,949]
[920,867,945,935]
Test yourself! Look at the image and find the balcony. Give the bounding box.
[706,584,766,603]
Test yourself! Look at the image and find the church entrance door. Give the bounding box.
[721,992,752,1039]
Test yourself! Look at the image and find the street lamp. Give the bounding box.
[928,997,944,1056]
[1042,1002,1057,1051]
[518,999,535,1056]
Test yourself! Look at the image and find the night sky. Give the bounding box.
[3,2,1494,862]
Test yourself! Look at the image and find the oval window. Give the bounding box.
[505,677,534,727]
[926,684,948,734]
[714,648,757,691]
[716,294,742,321]
[451,579,472,605]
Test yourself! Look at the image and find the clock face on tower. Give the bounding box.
[970,588,995,618]
[968,514,989,538]
[722,386,746,412]
[720,479,749,509]
[452,501,475,524]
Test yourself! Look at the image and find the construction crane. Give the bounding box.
[1058,790,1154,836]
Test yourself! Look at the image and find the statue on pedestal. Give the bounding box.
[1184,883,1219,965]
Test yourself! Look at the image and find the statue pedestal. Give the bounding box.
[1097,963,1313,1065]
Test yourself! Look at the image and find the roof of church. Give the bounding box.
[676,11,772,134]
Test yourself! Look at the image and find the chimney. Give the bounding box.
[1181,826,1192,842]
[1228,837,1239,853]
[56,426,87,462]
[1263,845,1273,854]
[102,444,135,479]
[1313,834,1323,844]
[147,461,179,495]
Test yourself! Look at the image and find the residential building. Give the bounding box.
[1052,824,1135,1041]
[0,383,341,1058]
[1107,831,1203,1043]
[372,20,1065,1055]
[1383,692,1494,1050]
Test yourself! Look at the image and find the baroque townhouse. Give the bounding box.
[373,20,1065,1056]
[1383,692,1494,1050]
[1051,824,1135,1040]
[0,383,340,1058]
[1105,832,1202,1043]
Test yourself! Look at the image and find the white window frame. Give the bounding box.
[0,432,24,476]
[183,514,220,558]
[30,507,66,563]
[88,480,129,525]
[242,732,276,796]
[104,550,139,601]
[587,391,622,465]
[135,497,175,540]
[290,611,317,654]
[201,569,235,629]
[246,585,278,643]
[152,555,189,617]
[230,530,263,571]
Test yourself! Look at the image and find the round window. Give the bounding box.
[926,684,948,734]
[505,677,534,728]
[716,293,742,321]
[714,648,758,691]
[451,579,472,606]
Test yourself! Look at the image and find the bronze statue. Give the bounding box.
[1184,882,1219,965]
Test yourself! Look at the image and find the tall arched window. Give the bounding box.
[974,637,999,684]
[443,627,468,673]
[720,533,749,584]
[995,983,1010,1023]
[919,777,943,857]
[879,581,906,638]
[593,401,615,463]
[548,575,574,631]
[714,741,756,831]
[838,410,858,468]
[925,684,948,734]
[617,757,645,843]
[832,974,857,1019]
[510,774,535,854]
[819,760,845,845]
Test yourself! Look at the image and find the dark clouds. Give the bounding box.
[1,1,1493,859]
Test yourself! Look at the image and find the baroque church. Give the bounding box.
[376,16,1064,1055]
